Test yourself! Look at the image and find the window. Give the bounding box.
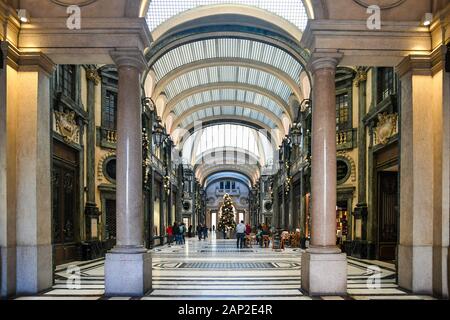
[102,90,117,130]
[146,0,309,32]
[61,65,76,101]
[336,93,350,131]
[378,67,395,103]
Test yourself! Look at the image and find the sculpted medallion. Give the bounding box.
[353,0,406,9]
[50,0,97,7]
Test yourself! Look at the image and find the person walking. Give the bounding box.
[166,225,173,247]
[179,223,185,245]
[236,220,246,249]
[212,225,215,232]
[173,222,180,245]
[197,224,202,240]
[188,225,192,238]
[203,224,208,239]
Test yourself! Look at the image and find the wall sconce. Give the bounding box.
[153,117,167,147]
[17,9,30,23]
[291,123,302,146]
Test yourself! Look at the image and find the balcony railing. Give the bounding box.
[336,129,356,151]
[98,127,117,149]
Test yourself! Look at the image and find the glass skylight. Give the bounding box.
[152,38,303,83]
[164,66,293,103]
[181,124,275,165]
[171,88,286,118]
[146,0,309,32]
[178,106,277,129]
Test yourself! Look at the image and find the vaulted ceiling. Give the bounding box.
[144,1,313,185]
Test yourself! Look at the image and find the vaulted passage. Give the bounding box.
[1,0,449,301]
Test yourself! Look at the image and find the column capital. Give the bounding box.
[86,67,101,85]
[307,52,343,74]
[110,49,147,73]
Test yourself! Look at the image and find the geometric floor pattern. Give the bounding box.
[14,235,436,300]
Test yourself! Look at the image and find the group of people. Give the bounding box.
[235,221,253,248]
[166,222,190,246]
[196,224,209,240]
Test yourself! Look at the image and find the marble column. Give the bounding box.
[105,49,151,296]
[301,54,347,296]
[354,68,368,241]
[84,67,100,240]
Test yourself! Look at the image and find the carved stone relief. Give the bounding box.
[54,110,80,144]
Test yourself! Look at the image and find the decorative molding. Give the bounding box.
[352,0,406,10]
[54,110,80,144]
[86,68,101,85]
[110,49,148,72]
[98,152,116,182]
[337,152,356,183]
[396,55,432,78]
[354,68,367,87]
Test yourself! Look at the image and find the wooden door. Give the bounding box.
[52,161,78,265]
[377,171,399,260]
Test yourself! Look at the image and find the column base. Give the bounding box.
[301,251,347,296]
[105,251,151,297]
[1,246,16,298]
[398,244,432,294]
[16,244,53,295]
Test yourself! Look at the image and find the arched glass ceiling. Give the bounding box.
[182,124,275,166]
[152,38,303,84]
[179,106,277,129]
[172,89,285,118]
[164,66,293,103]
[146,0,309,32]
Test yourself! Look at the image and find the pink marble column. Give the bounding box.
[309,56,341,254]
[301,54,346,296]
[111,50,147,253]
[105,49,151,297]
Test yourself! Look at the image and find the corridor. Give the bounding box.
[16,235,434,300]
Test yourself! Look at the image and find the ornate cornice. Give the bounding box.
[1,41,55,75]
[395,53,442,78]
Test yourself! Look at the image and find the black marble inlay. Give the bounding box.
[199,249,254,253]
[178,262,275,269]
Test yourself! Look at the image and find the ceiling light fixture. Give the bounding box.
[17,9,30,23]
[422,13,433,27]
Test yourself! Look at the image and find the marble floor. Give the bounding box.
[15,234,435,300]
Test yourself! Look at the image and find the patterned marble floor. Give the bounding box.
[15,234,435,300]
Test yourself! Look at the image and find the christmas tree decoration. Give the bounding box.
[218,193,236,232]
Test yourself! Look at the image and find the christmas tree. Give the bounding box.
[218,193,236,232]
